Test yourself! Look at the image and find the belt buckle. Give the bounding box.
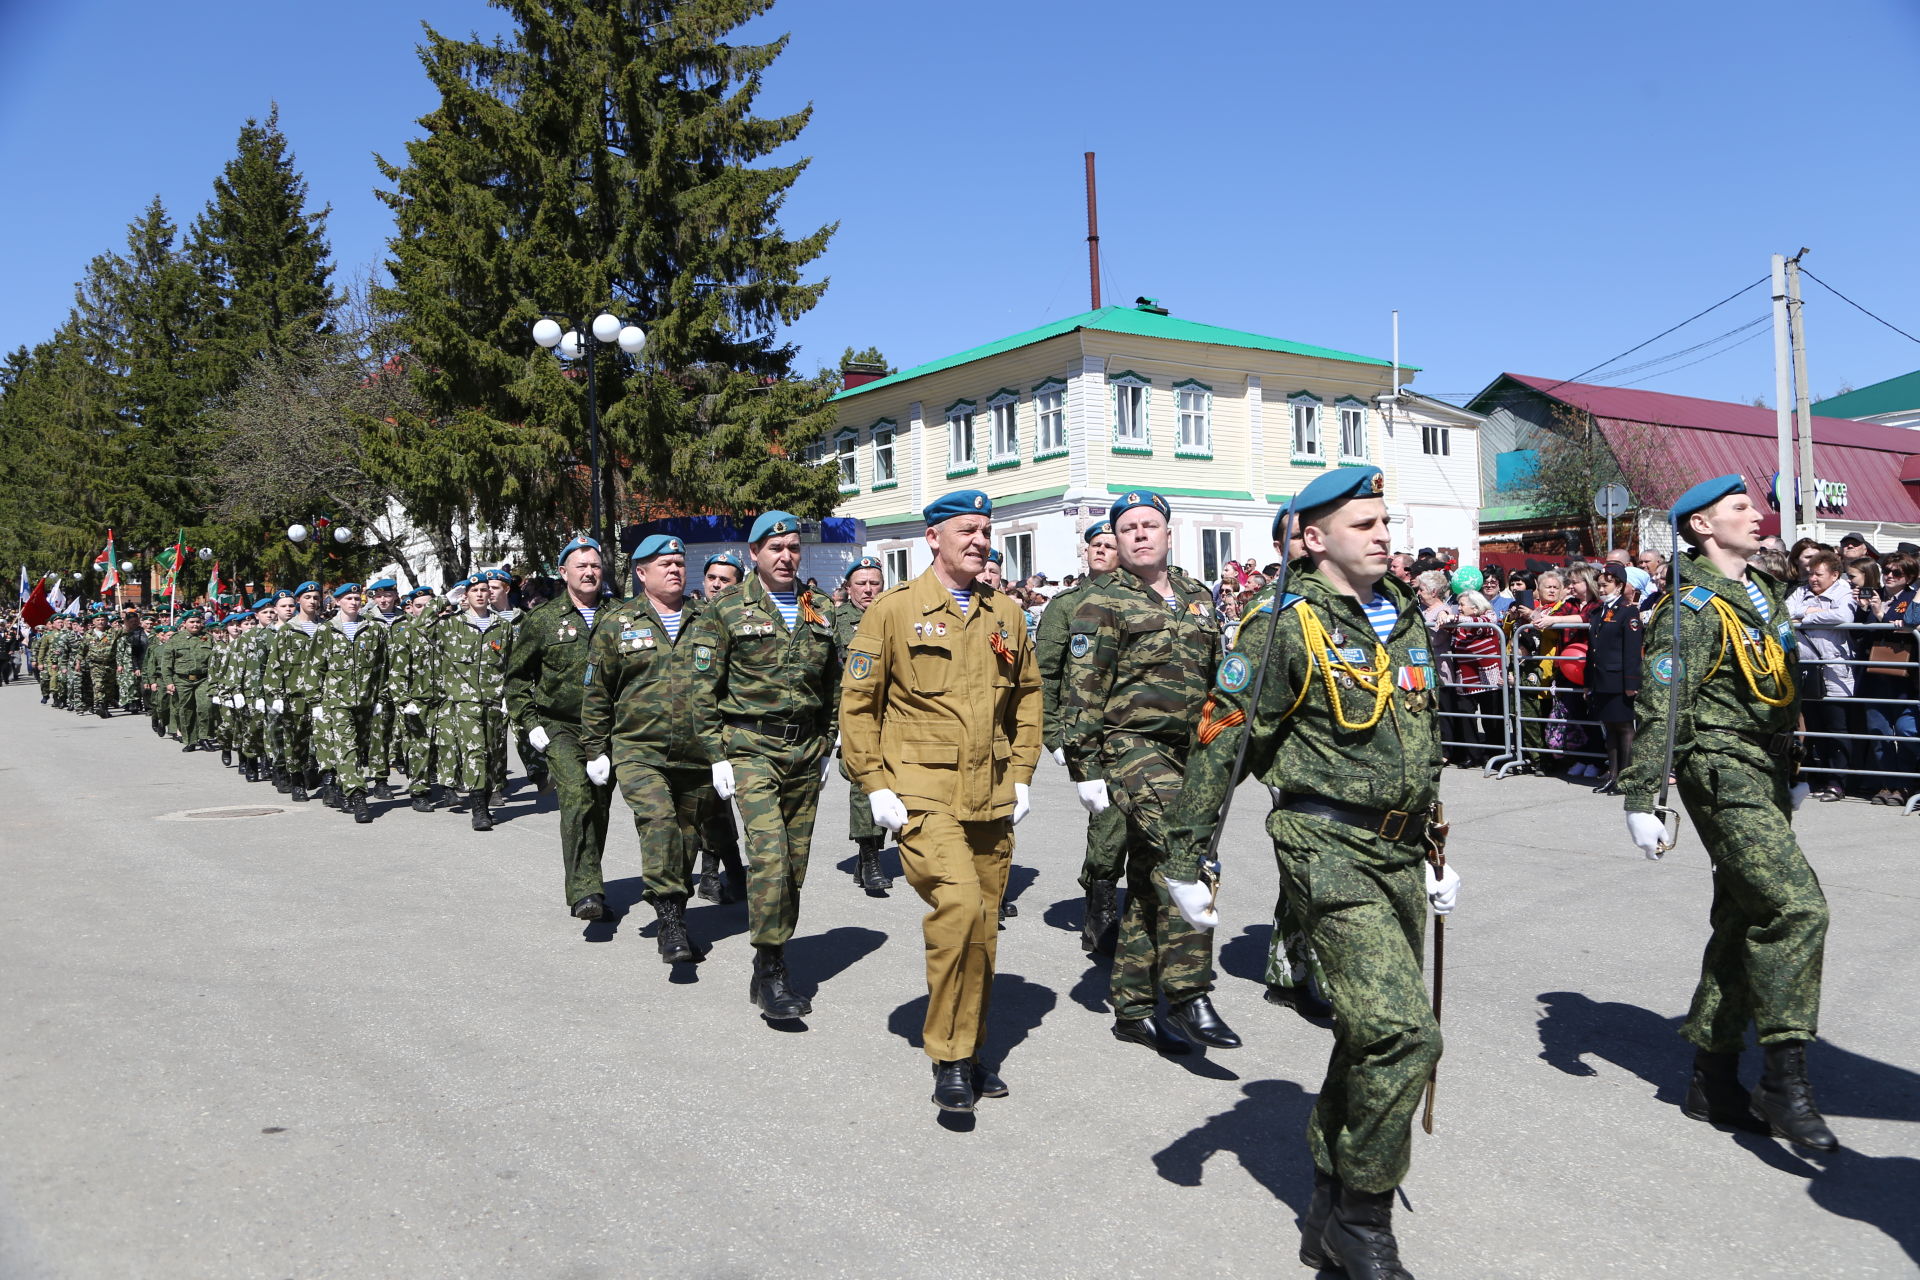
[1378,809,1410,841]
[780,722,802,745]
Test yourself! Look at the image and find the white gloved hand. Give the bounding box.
[585,754,612,787]
[253,698,265,712]
[312,705,328,723]
[528,725,550,752]
[1077,779,1110,815]
[1012,782,1030,825]
[820,752,834,785]
[1790,782,1811,811]
[402,702,421,717]
[270,698,284,713]
[1166,878,1219,930]
[1627,812,1668,861]
[373,702,384,715]
[1050,747,1066,766]
[868,788,908,833]
[711,761,736,800]
[1425,862,1461,915]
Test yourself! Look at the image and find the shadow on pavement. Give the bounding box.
[787,926,888,999]
[1067,954,1111,1015]
[1002,863,1038,912]
[888,971,1058,1071]
[1732,1136,1920,1266]
[1219,922,1274,986]
[1151,1077,1318,1210]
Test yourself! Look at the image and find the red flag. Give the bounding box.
[20,578,52,628]
[99,529,120,596]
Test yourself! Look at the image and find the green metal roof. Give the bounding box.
[831,305,1415,402]
[1810,368,1920,420]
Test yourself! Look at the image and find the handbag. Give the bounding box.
[1865,632,1915,679]
[1797,664,1826,699]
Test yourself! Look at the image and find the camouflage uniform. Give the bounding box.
[32,629,55,701]
[266,619,326,778]
[1620,554,1825,1052]
[161,628,214,744]
[1061,566,1221,1021]
[114,626,145,708]
[86,627,118,714]
[687,576,840,948]
[831,600,884,843]
[507,595,613,906]
[387,602,449,797]
[142,629,170,732]
[311,616,389,795]
[366,607,408,787]
[235,621,276,769]
[204,630,235,749]
[62,627,90,711]
[1167,566,1444,1194]
[428,608,512,796]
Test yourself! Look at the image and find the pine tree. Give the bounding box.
[376,0,838,562]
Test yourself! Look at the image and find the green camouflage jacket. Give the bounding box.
[504,595,604,732]
[1620,552,1799,813]
[265,619,326,708]
[310,615,389,707]
[235,625,275,704]
[579,593,713,766]
[686,575,840,763]
[141,634,168,687]
[1035,582,1094,752]
[430,609,512,706]
[388,599,455,708]
[85,631,117,670]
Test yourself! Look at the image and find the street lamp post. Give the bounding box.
[532,311,646,550]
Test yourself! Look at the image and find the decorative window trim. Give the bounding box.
[987,388,1021,465]
[987,458,1021,472]
[1034,447,1070,463]
[945,401,977,473]
[1335,398,1369,464]
[1032,377,1068,459]
[945,464,980,479]
[869,419,897,490]
[1288,392,1323,463]
[1173,377,1213,459]
[1111,370,1151,451]
[1030,376,1068,393]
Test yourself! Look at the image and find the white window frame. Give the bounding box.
[1033,378,1068,458]
[988,389,1020,469]
[1111,371,1151,453]
[883,547,911,588]
[1201,528,1235,583]
[1002,533,1033,586]
[1174,379,1212,457]
[835,430,859,493]
[1421,423,1451,457]
[870,420,897,488]
[1289,393,1324,464]
[945,400,977,476]
[1336,398,1368,463]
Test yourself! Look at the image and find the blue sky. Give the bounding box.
[3,0,1917,408]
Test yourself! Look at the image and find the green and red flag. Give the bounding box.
[154,531,187,599]
[94,529,119,596]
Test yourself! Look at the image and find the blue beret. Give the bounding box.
[1083,520,1113,544]
[226,611,249,623]
[845,555,883,579]
[632,534,686,563]
[403,586,432,602]
[703,551,744,573]
[272,589,294,601]
[749,511,801,543]
[451,578,471,591]
[293,581,322,596]
[331,583,363,599]
[1670,474,1746,523]
[558,534,602,565]
[922,490,990,525]
[367,578,397,592]
[251,596,273,610]
[1109,490,1171,525]
[986,548,1003,564]
[1287,465,1386,527]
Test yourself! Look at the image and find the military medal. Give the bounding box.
[988,630,1013,663]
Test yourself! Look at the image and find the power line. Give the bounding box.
[1613,326,1771,388]
[1590,313,1771,383]
[1800,268,1920,346]
[1540,276,1768,393]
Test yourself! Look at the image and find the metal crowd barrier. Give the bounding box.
[1493,619,1611,780]
[1432,617,1515,776]
[1790,620,1919,816]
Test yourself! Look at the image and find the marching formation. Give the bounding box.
[20,472,1844,1280]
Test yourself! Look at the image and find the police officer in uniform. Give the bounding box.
[1164,466,1460,1280]
[1622,476,1835,1151]
[833,555,891,893]
[839,490,1041,1112]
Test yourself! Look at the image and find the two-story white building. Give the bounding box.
[828,300,1482,585]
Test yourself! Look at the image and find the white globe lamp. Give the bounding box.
[558,330,583,361]
[617,324,647,355]
[288,524,309,544]
[531,318,564,349]
[591,313,622,344]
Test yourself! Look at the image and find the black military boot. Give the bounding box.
[932,1060,975,1113]
[719,844,747,903]
[1265,977,1335,1021]
[272,763,291,793]
[469,790,494,831]
[181,741,198,753]
[694,848,724,904]
[290,774,309,803]
[410,790,434,813]
[854,837,891,892]
[372,778,394,800]
[969,1059,1008,1099]
[219,747,231,766]
[1682,1048,1761,1130]
[653,895,698,964]
[350,789,372,824]
[1752,1041,1838,1152]
[96,708,112,719]
[1111,1015,1193,1056]
[1165,994,1243,1049]
[1321,1184,1414,1280]
[571,893,607,921]
[749,945,811,1020]
[149,715,162,734]
[1298,1167,1337,1270]
[1081,880,1118,954]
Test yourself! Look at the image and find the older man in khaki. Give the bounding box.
[839,489,1042,1114]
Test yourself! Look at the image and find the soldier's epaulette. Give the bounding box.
[1679,586,1715,612]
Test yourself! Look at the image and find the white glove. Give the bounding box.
[711,761,736,800]
[868,788,908,833]
[312,705,328,723]
[528,725,550,752]
[374,702,384,714]
[253,698,265,712]
[1790,782,1810,811]
[402,702,421,717]
[819,752,834,785]
[1166,878,1219,930]
[585,754,611,786]
[1627,812,1667,861]
[1425,862,1461,915]
[1050,747,1066,766]
[1077,779,1110,815]
[1012,782,1030,825]
[270,698,284,713]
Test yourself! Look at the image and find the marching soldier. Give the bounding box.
[838,489,1041,1112]
[1622,475,1835,1152]
[234,597,277,783]
[205,613,242,763]
[1061,491,1238,1055]
[365,578,406,798]
[506,536,615,919]
[581,534,716,962]
[63,616,91,713]
[833,555,891,893]
[161,612,214,750]
[86,613,118,718]
[312,584,389,822]
[388,586,440,811]
[429,570,513,829]
[686,511,841,1021]
[115,611,147,713]
[266,582,328,801]
[486,568,544,793]
[1164,466,1460,1279]
[692,551,748,904]
[1036,520,1124,952]
[143,621,172,734]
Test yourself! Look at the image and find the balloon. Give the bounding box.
[1450,566,1484,595]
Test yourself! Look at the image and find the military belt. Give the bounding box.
[726,714,819,744]
[1272,792,1427,844]
[1712,727,1798,761]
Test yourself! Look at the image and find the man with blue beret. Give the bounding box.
[690,549,749,903]
[981,547,1005,591]
[686,510,842,1019]
[1061,490,1239,1055]
[389,582,454,811]
[362,579,408,799]
[1164,464,1460,1276]
[832,555,892,893]
[201,609,242,762]
[265,581,328,801]
[838,489,1042,1112]
[1036,520,1125,953]
[234,593,289,785]
[428,565,515,830]
[310,583,388,821]
[1620,475,1835,1152]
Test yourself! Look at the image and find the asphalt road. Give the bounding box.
[2,683,1916,1279]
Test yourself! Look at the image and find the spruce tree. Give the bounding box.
[377,0,838,560]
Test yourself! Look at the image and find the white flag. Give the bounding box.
[48,581,67,613]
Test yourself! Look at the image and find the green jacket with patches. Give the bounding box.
[310,615,389,707]
[1059,567,1220,781]
[430,609,513,706]
[685,576,840,763]
[1164,566,1443,880]
[388,600,456,708]
[1035,582,1095,753]
[505,595,604,732]
[580,593,713,766]
[1620,552,1799,813]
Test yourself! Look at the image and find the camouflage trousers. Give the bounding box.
[397,705,437,794]
[898,810,1012,1062]
[1106,739,1216,1021]
[727,729,828,947]
[277,702,316,774]
[117,663,140,706]
[64,667,89,710]
[239,701,269,761]
[1676,746,1828,1052]
[1077,802,1126,888]
[1271,808,1439,1194]
[370,702,396,781]
[315,704,375,792]
[1263,884,1330,996]
[839,755,883,841]
[431,700,507,794]
[542,727,613,906]
[615,756,711,903]
[89,666,116,713]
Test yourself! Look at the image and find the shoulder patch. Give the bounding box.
[1068,633,1092,658]
[693,644,713,672]
[1651,654,1674,685]
[1680,586,1714,612]
[848,652,873,681]
[1217,652,1252,692]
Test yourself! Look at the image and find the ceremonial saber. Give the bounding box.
[1652,510,1685,853]
[1421,802,1448,1134]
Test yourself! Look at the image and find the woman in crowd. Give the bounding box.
[1414,570,1464,765]
[1448,588,1506,765]
[1788,550,1856,801]
[1584,563,1645,795]
[1787,537,1831,586]
[1855,553,1919,805]
[1550,565,1603,778]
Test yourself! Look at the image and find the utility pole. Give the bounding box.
[1084,152,1102,310]
[1770,254,1796,544]
[1787,250,1817,536]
